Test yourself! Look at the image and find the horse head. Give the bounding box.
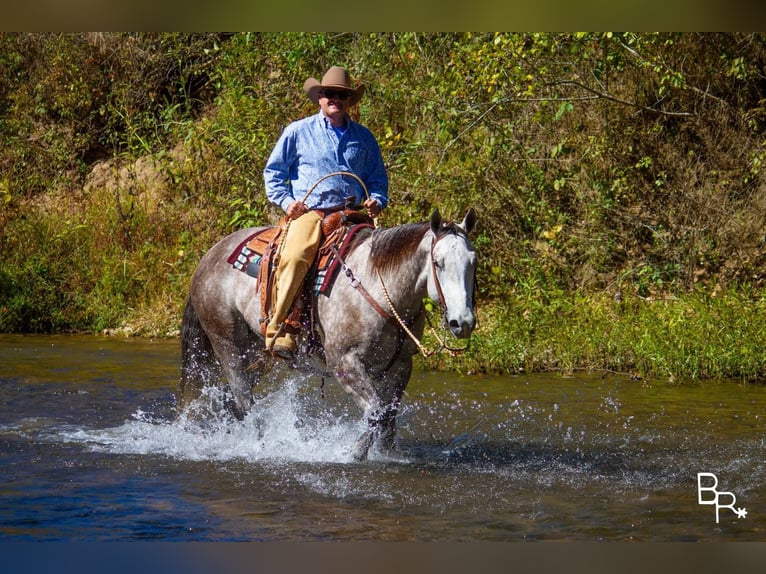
[429,209,478,339]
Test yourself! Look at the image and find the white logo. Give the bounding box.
[697,472,747,523]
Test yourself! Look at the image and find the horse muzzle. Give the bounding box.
[448,312,476,339]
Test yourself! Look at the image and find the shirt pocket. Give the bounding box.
[341,141,369,174]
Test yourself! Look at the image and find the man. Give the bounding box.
[263,66,389,358]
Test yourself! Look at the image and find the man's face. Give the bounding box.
[318,89,352,121]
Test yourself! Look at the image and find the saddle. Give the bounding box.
[226,210,374,337]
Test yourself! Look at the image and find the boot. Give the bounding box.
[266,304,302,359]
[265,267,303,358]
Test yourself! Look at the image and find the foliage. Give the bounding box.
[429,288,766,384]
[2,32,766,381]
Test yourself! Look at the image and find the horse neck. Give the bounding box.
[368,231,432,312]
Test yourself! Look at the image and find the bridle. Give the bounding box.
[333,222,474,358]
[376,224,475,358]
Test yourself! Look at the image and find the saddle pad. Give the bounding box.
[227,227,282,273]
[227,223,373,296]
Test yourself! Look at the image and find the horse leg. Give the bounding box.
[331,354,385,461]
[189,286,263,420]
[205,320,262,420]
[370,357,413,455]
[354,394,401,461]
[178,298,222,415]
[335,353,412,461]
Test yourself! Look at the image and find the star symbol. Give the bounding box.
[736,507,748,519]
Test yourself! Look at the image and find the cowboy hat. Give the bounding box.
[304,66,365,107]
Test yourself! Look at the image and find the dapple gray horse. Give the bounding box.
[178,208,477,460]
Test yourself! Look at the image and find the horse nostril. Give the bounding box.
[449,319,464,336]
[449,316,476,338]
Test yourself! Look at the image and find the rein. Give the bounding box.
[275,170,376,271]
[331,244,391,321]
[298,171,371,207]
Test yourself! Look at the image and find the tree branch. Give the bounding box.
[550,80,695,118]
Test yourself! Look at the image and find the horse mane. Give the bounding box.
[367,222,429,275]
[368,219,466,275]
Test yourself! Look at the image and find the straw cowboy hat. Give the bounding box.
[304,66,365,107]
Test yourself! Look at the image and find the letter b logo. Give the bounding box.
[697,472,747,524]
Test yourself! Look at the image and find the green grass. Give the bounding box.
[422,289,766,383]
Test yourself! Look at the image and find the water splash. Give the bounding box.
[56,377,368,464]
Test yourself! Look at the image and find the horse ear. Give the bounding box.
[430,209,442,234]
[461,208,476,234]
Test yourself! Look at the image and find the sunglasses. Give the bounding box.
[320,89,351,100]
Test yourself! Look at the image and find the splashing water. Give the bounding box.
[56,377,368,464]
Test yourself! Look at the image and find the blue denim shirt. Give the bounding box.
[264,112,389,212]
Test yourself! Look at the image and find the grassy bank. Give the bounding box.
[423,290,766,383]
[2,186,766,381]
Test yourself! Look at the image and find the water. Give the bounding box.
[1,334,764,541]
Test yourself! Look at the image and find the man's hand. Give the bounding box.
[285,200,309,220]
[364,198,381,218]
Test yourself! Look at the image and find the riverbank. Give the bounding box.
[89,289,766,384]
[422,290,766,383]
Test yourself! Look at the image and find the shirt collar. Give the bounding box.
[318,110,351,130]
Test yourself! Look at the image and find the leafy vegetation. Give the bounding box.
[2,32,766,381]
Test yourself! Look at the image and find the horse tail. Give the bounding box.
[178,297,218,414]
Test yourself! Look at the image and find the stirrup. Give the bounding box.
[271,344,296,360]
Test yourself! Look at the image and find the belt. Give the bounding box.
[312,206,346,219]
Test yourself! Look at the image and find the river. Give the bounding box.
[1,334,764,542]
